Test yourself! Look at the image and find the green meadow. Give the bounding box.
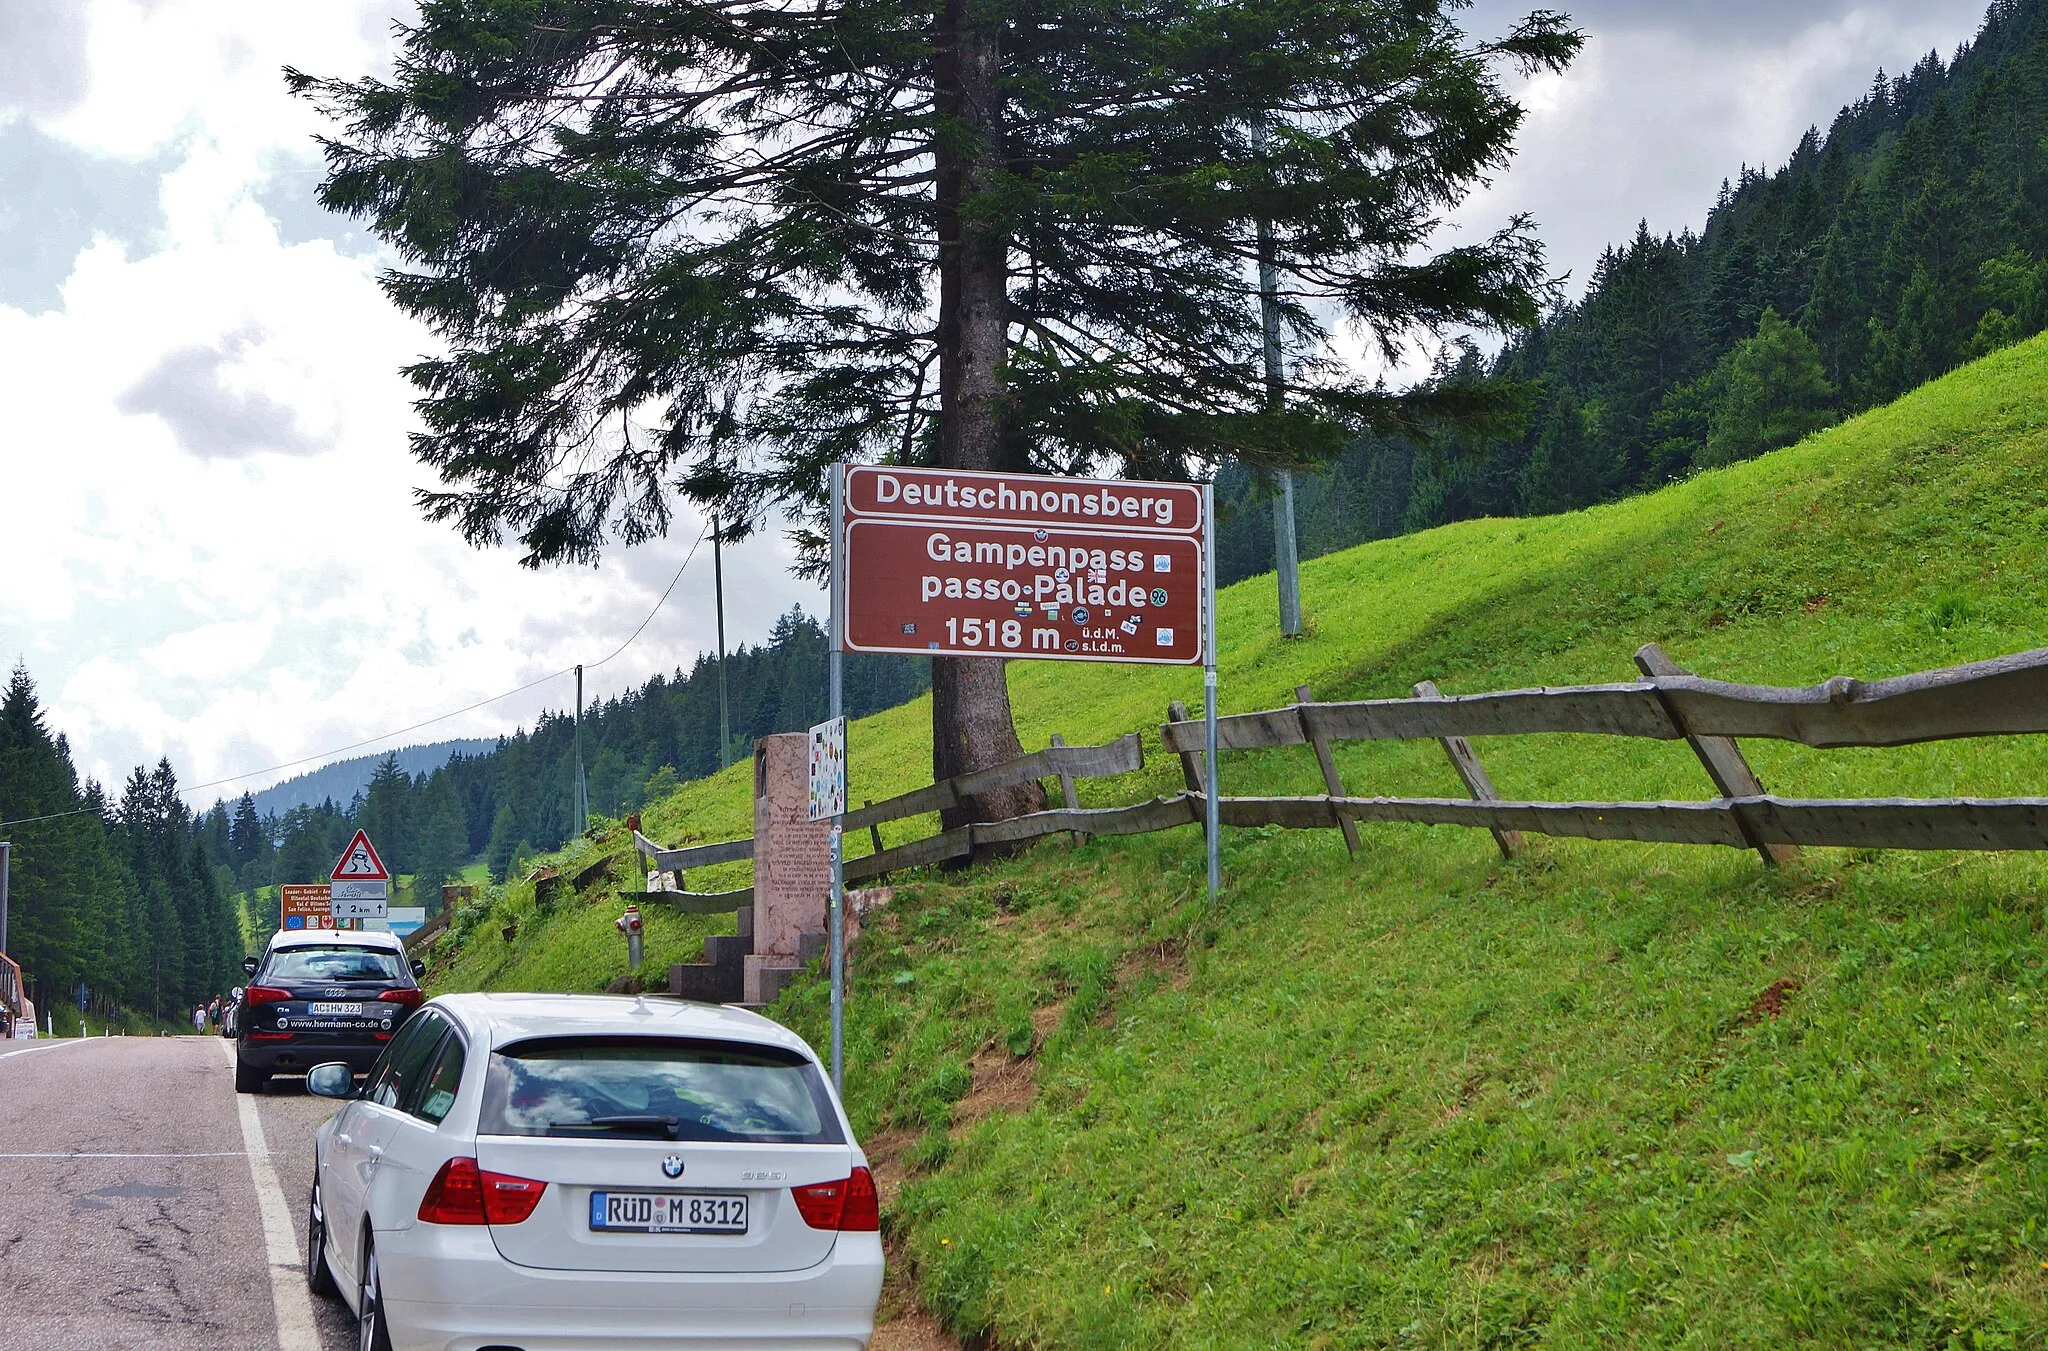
[430,333,2048,1347]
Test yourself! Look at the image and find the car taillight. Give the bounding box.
[417,1157,547,1226]
[378,989,424,1009]
[243,986,291,1006]
[791,1167,880,1232]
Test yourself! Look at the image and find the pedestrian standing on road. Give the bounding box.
[193,1005,205,1034]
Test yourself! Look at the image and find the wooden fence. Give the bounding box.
[624,645,2048,902]
[630,733,1149,910]
[1159,643,2048,864]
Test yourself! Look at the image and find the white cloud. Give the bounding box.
[0,1,820,802]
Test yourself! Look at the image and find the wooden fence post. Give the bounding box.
[1293,685,1361,855]
[1634,643,1799,869]
[1048,734,1087,845]
[862,801,884,855]
[1413,680,1522,860]
[1167,701,1207,793]
[1166,700,1210,850]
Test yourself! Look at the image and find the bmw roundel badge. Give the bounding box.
[662,1155,685,1179]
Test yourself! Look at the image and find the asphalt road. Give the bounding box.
[0,1034,355,1351]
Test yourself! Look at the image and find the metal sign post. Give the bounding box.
[0,840,10,957]
[827,465,847,1093]
[1203,484,1221,906]
[824,462,1218,1075]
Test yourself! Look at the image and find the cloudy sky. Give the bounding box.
[0,0,1994,804]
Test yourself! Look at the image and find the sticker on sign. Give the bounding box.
[808,716,846,822]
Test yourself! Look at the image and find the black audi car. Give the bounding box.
[233,929,425,1093]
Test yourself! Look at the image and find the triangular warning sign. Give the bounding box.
[330,829,391,882]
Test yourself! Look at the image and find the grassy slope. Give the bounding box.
[431,334,2048,1347]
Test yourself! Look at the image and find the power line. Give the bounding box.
[180,666,577,795]
[588,518,712,671]
[5,522,720,826]
[0,805,105,830]
[172,519,717,800]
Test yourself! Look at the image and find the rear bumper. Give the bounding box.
[375,1225,884,1351]
[237,1039,386,1075]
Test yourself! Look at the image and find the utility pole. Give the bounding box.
[714,516,732,768]
[573,664,589,829]
[0,840,10,957]
[1256,125,1302,637]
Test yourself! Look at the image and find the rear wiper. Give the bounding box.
[574,1114,682,1140]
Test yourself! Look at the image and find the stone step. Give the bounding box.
[743,954,806,1006]
[668,961,742,1004]
[703,933,750,968]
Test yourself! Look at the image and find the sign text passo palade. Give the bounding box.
[843,519,1202,664]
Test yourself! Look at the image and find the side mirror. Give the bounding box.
[410,958,426,979]
[242,957,259,976]
[305,1063,357,1099]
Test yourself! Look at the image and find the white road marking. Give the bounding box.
[224,1040,322,1351]
[0,1038,98,1061]
[0,1151,247,1159]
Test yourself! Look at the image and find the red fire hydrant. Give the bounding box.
[616,903,644,973]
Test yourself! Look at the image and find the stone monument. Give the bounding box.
[742,732,833,1004]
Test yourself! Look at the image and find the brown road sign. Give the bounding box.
[843,518,1203,664]
[280,883,353,933]
[846,465,1203,536]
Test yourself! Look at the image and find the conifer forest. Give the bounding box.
[1218,0,2048,580]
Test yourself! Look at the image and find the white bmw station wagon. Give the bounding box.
[304,992,884,1350]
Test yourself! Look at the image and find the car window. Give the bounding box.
[366,1012,447,1111]
[414,1033,466,1124]
[264,945,404,983]
[478,1036,843,1145]
[358,1016,426,1102]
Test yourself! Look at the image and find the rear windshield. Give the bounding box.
[266,945,404,983]
[478,1036,843,1145]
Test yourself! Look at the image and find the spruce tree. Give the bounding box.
[413,770,469,896]
[289,0,1578,825]
[229,792,264,869]
[1701,308,1838,467]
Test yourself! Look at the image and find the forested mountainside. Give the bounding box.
[245,740,496,820]
[1218,0,2048,583]
[0,668,241,1024]
[199,608,927,898]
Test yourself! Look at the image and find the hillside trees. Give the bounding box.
[1701,309,1838,466]
[412,769,469,891]
[1213,0,2048,576]
[0,666,242,1022]
[289,0,1578,825]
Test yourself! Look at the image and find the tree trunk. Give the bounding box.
[930,0,1041,830]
